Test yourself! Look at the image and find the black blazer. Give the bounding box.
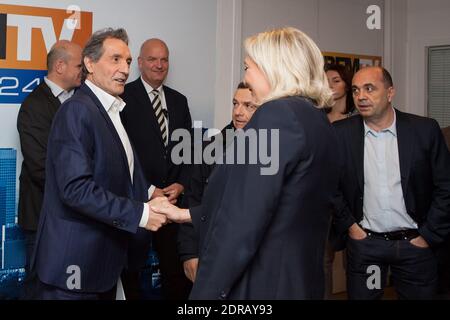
[189,96,339,299]
[17,82,61,231]
[332,110,450,248]
[121,79,192,190]
[177,122,234,262]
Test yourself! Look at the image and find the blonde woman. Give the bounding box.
[154,27,340,299]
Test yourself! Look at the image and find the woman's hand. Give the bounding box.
[149,197,192,223]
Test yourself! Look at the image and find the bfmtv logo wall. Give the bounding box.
[0,4,92,104]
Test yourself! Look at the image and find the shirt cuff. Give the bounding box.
[139,203,149,228]
[148,185,156,200]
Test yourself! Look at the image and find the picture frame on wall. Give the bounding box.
[323,51,382,73]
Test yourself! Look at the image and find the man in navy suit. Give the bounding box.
[333,67,450,299]
[121,38,192,299]
[33,28,171,300]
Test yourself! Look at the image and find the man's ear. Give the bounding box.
[387,86,395,103]
[84,56,94,74]
[54,59,65,75]
[137,56,143,70]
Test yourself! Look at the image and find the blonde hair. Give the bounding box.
[244,27,333,107]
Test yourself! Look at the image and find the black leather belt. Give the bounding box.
[363,228,420,241]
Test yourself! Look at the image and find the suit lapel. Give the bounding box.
[40,82,61,113]
[163,86,176,148]
[131,147,148,201]
[163,85,175,137]
[395,110,413,196]
[350,116,365,191]
[135,80,166,149]
[80,84,133,185]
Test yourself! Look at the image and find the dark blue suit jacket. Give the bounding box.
[33,83,149,293]
[189,96,339,299]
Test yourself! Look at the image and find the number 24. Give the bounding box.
[0,77,40,96]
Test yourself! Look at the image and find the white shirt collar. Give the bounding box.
[85,79,126,113]
[364,107,397,137]
[44,77,74,100]
[140,76,163,94]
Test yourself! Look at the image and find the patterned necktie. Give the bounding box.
[151,89,168,146]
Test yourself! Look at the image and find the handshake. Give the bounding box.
[144,197,191,231]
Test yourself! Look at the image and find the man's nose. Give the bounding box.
[234,104,244,115]
[357,90,368,101]
[119,63,130,77]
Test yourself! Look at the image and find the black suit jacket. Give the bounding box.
[332,110,450,248]
[120,78,192,190]
[177,122,234,262]
[189,96,339,299]
[17,82,61,231]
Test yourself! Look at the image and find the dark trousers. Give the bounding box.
[324,241,335,299]
[121,269,142,300]
[436,236,450,299]
[153,223,192,300]
[346,235,437,300]
[324,241,347,299]
[20,230,38,300]
[35,279,116,300]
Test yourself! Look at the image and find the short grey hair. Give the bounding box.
[82,28,129,79]
[47,40,72,71]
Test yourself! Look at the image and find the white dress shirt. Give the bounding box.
[44,77,74,103]
[360,108,418,232]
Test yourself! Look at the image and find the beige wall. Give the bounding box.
[241,0,384,67]
[388,0,450,116]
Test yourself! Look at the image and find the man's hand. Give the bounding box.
[348,223,367,240]
[163,183,184,204]
[410,235,429,248]
[151,187,165,200]
[183,258,199,283]
[145,200,169,231]
[149,196,191,223]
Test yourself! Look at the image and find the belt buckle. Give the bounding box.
[400,231,407,240]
